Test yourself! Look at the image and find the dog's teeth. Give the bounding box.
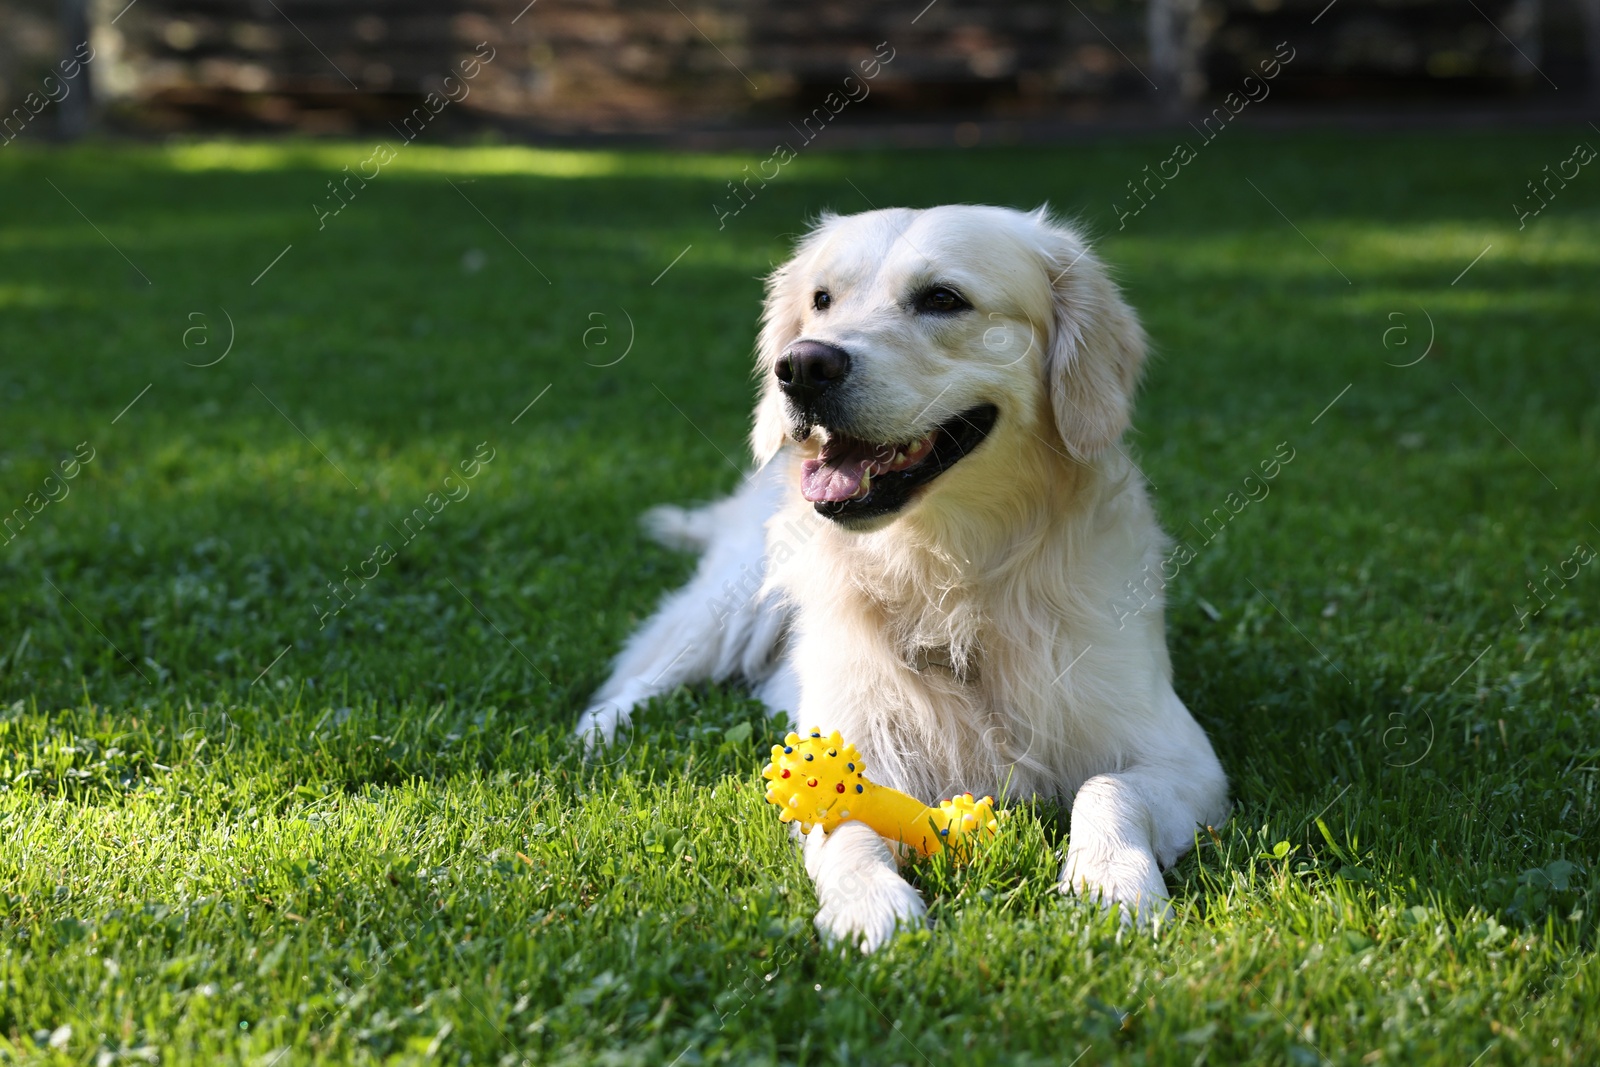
[893,451,905,465]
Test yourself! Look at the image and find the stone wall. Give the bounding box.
[0,0,1591,140]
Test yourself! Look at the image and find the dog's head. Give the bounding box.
[750,205,1147,528]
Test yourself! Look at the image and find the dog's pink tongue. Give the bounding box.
[801,456,869,502]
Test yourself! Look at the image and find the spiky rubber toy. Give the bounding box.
[761,728,1000,859]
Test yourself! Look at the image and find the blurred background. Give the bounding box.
[3,0,1596,146]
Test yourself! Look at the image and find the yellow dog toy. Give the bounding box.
[761,728,999,858]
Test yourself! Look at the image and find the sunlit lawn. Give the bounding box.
[0,128,1597,1065]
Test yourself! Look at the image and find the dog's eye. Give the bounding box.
[813,290,831,311]
[918,286,969,313]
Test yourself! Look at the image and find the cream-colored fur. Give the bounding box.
[578,205,1229,952]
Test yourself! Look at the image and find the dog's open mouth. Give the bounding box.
[801,404,998,523]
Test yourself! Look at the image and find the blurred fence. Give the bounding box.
[1,0,1597,141]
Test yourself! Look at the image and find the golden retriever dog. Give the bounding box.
[578,205,1229,951]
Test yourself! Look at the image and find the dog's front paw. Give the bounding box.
[814,874,927,954]
[1061,843,1172,928]
[806,823,927,953]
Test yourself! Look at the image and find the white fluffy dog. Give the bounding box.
[578,205,1229,951]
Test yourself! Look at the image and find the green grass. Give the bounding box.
[0,129,1597,1065]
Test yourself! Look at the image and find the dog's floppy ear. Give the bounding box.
[749,214,838,465]
[749,265,801,465]
[1032,210,1147,462]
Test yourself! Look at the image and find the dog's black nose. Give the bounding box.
[776,340,850,403]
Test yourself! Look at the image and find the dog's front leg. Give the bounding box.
[802,822,927,953]
[1060,769,1176,924]
[1060,702,1229,925]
